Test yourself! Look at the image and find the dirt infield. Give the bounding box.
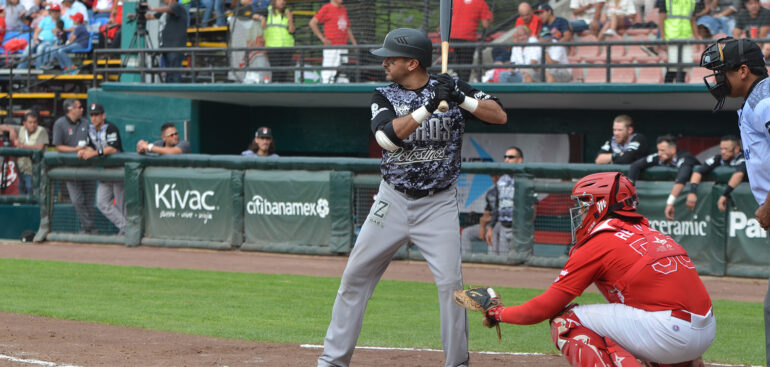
[0,241,764,366]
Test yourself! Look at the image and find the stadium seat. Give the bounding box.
[636,67,663,83]
[574,34,604,63]
[611,68,636,83]
[688,67,711,83]
[584,67,609,83]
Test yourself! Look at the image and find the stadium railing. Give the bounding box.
[30,152,765,278]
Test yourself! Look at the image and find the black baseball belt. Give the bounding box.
[391,183,451,199]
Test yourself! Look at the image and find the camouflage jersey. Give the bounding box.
[370,75,501,191]
[490,174,514,227]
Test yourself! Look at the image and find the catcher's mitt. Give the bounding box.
[453,287,504,342]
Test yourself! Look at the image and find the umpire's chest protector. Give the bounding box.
[377,79,466,191]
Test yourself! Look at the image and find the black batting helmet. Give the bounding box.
[371,28,433,68]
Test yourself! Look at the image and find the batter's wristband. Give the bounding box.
[689,182,698,194]
[459,96,479,113]
[411,106,431,123]
[666,194,676,205]
[722,185,735,197]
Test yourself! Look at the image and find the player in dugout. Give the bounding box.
[456,172,715,367]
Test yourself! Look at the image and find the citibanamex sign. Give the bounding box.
[246,195,329,218]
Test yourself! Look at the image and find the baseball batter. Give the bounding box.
[700,36,770,364]
[317,28,507,367]
[459,172,716,366]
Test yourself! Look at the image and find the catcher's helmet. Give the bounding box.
[371,28,433,68]
[569,172,641,248]
[700,37,767,111]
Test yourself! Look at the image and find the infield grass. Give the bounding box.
[0,258,762,365]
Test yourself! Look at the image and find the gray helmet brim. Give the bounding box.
[371,47,413,60]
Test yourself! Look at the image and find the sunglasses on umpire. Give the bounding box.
[504,155,521,159]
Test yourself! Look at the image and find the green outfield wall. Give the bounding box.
[16,152,767,278]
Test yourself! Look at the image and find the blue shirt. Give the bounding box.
[541,17,571,40]
[738,77,770,205]
[37,16,57,43]
[71,24,89,48]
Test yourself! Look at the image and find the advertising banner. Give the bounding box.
[724,184,770,277]
[244,170,331,245]
[143,167,233,241]
[635,181,725,275]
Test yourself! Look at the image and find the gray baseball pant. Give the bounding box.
[318,181,469,367]
[65,180,95,232]
[97,181,125,234]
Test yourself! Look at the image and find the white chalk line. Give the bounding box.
[300,344,762,366]
[300,344,546,356]
[0,353,81,367]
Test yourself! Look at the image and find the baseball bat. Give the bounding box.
[438,0,452,113]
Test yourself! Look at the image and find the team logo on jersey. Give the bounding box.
[553,269,568,283]
[385,146,448,165]
[393,104,411,117]
[371,103,388,120]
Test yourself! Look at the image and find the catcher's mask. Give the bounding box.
[569,172,641,250]
[700,37,767,112]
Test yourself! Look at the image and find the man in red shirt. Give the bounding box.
[449,0,492,81]
[514,1,543,36]
[462,172,715,366]
[309,0,358,84]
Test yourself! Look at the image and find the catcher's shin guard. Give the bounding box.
[550,306,641,367]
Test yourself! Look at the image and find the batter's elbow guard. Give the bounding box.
[375,122,402,151]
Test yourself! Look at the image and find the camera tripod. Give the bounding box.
[122,15,161,82]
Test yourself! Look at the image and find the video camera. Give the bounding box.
[127,2,150,30]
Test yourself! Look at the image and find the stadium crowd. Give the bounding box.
[1,0,759,83]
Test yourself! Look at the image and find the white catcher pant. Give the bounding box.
[321,48,348,84]
[574,303,716,364]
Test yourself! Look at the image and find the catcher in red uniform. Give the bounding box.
[455,172,716,367]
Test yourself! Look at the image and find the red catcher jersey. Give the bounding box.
[551,218,712,316]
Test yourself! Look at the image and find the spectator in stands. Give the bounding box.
[78,103,126,235]
[17,3,62,70]
[674,135,746,219]
[657,0,700,82]
[600,0,637,38]
[0,10,7,42]
[540,32,573,82]
[733,0,770,38]
[481,48,520,82]
[54,12,88,74]
[0,111,48,195]
[99,0,122,48]
[509,25,541,82]
[309,0,357,84]
[242,126,278,157]
[461,175,499,255]
[145,0,188,83]
[202,0,226,27]
[595,114,648,164]
[136,122,191,154]
[52,99,96,234]
[485,147,525,259]
[181,0,209,27]
[61,0,89,30]
[93,0,113,19]
[570,0,605,35]
[537,3,574,41]
[633,0,658,24]
[697,0,741,36]
[448,0,492,81]
[628,134,699,197]
[515,2,543,36]
[5,0,26,32]
[252,0,295,83]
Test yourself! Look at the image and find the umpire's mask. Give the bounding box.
[701,37,767,112]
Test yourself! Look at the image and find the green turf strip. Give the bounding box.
[0,258,762,365]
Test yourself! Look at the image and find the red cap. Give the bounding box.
[49,3,61,11]
[69,12,83,22]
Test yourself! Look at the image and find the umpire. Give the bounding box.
[317,28,507,367]
[700,37,770,364]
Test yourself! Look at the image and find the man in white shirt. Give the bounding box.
[509,25,541,82]
[570,0,605,35]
